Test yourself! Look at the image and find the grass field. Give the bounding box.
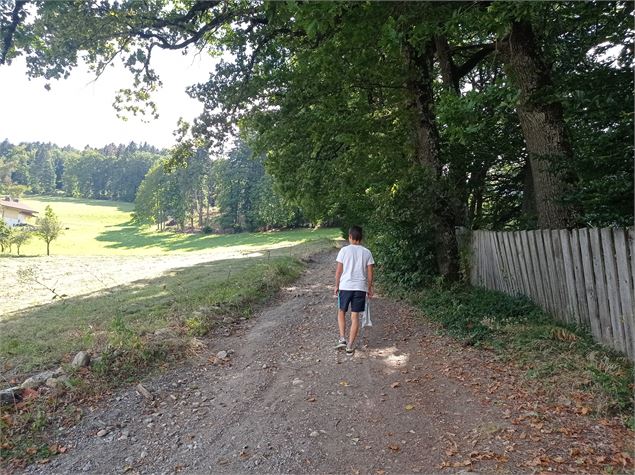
[0,195,341,377]
[15,196,339,256]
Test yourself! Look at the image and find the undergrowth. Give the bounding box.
[400,283,633,423]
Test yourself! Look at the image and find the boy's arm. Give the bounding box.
[367,264,374,298]
[334,262,343,296]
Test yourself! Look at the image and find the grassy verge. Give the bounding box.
[0,240,334,467]
[403,284,633,423]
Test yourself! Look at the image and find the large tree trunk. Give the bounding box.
[500,20,577,229]
[406,43,460,282]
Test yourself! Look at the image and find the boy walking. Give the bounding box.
[333,225,375,355]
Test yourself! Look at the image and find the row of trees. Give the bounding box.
[0,136,305,235]
[0,205,62,256]
[135,141,304,232]
[0,140,164,202]
[2,1,632,283]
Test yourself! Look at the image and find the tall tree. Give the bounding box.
[29,145,56,194]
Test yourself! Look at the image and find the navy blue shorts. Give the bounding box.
[338,290,366,313]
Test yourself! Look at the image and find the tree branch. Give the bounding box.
[455,43,495,79]
[1,0,28,65]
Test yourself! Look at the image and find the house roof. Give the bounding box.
[0,200,38,215]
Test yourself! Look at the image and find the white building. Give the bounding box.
[0,197,38,226]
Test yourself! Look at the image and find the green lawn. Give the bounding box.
[1,195,340,375]
[16,196,339,256]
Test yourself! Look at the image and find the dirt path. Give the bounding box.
[25,252,632,474]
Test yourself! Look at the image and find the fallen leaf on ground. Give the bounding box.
[388,444,400,452]
[391,382,401,388]
[340,381,349,387]
[405,404,414,411]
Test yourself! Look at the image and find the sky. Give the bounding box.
[0,49,217,150]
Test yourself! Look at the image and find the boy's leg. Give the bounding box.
[348,312,359,347]
[337,309,347,338]
[336,290,352,349]
[347,291,366,351]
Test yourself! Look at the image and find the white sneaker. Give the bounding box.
[335,338,347,350]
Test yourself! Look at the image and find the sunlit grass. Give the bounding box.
[14,196,339,256]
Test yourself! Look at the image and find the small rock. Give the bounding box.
[216,350,228,359]
[292,378,303,386]
[262,364,268,369]
[0,387,22,404]
[136,384,152,400]
[309,431,319,437]
[89,356,102,367]
[71,351,90,368]
[96,429,108,437]
[22,369,58,389]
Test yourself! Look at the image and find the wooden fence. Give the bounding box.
[470,227,635,359]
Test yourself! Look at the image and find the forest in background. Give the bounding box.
[0,139,305,233]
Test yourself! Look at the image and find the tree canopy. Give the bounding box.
[2,0,632,283]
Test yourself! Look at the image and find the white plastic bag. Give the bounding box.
[361,299,372,328]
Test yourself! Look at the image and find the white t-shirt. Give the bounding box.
[336,244,375,292]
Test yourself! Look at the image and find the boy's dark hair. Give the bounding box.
[349,225,363,242]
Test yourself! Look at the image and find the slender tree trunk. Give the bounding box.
[406,42,460,281]
[46,240,50,256]
[521,160,537,226]
[434,35,460,95]
[467,166,487,228]
[500,20,577,229]
[434,34,470,228]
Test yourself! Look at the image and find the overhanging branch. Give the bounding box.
[1,0,28,65]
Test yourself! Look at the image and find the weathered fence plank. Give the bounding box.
[579,228,603,343]
[589,228,613,345]
[569,229,589,326]
[614,229,634,358]
[543,230,563,320]
[523,231,544,306]
[506,232,522,295]
[559,229,580,325]
[601,228,626,353]
[517,231,536,302]
[535,231,556,314]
